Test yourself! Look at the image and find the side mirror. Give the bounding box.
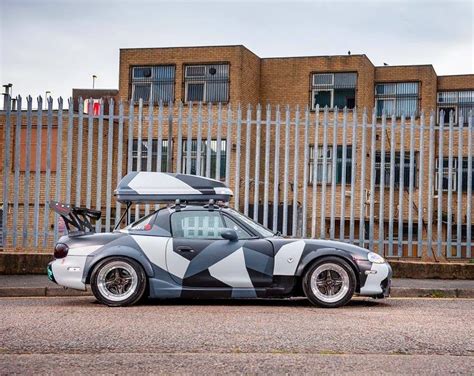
[221,229,238,242]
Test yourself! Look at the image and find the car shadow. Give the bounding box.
[140,297,389,308]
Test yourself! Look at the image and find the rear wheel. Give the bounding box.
[91,257,147,307]
[303,257,356,308]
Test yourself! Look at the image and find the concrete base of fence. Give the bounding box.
[389,260,474,280]
[0,252,473,279]
[0,253,52,274]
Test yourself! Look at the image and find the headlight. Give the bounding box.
[367,252,385,264]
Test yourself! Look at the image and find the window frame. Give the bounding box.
[184,81,207,103]
[183,62,230,104]
[129,64,176,105]
[436,90,474,125]
[435,157,458,192]
[181,138,227,180]
[311,88,334,109]
[131,138,169,172]
[374,81,420,117]
[308,145,353,185]
[374,151,418,189]
[310,72,357,111]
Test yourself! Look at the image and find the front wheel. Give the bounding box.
[303,257,356,308]
[90,257,147,307]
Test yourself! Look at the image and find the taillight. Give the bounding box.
[54,243,69,259]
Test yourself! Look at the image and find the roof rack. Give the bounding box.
[114,172,233,204]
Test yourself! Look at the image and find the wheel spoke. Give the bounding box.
[327,285,334,295]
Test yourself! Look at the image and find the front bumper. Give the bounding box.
[357,260,392,297]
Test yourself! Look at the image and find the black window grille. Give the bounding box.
[184,64,229,103]
[130,66,175,104]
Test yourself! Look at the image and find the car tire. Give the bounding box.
[302,256,356,308]
[90,257,147,307]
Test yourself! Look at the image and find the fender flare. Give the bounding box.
[295,248,361,288]
[82,245,155,284]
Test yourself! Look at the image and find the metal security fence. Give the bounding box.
[0,95,473,260]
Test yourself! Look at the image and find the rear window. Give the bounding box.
[127,212,156,231]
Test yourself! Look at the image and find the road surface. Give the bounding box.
[1,296,473,375]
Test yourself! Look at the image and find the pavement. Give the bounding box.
[0,274,473,298]
[0,296,473,374]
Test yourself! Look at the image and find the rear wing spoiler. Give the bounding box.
[49,201,101,235]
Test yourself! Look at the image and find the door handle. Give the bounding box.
[176,246,195,253]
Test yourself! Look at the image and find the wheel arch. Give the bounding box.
[296,249,361,292]
[83,246,154,284]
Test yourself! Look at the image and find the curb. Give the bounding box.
[0,287,91,298]
[389,287,473,298]
[0,287,472,299]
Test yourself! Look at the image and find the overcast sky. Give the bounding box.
[1,0,473,102]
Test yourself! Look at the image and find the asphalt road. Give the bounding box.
[1,297,473,375]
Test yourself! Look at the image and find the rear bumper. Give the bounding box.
[48,257,87,291]
[47,262,57,284]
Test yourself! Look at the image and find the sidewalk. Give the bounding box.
[0,275,473,298]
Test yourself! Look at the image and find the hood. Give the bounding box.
[270,238,372,259]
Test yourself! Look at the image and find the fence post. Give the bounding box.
[292,105,300,237]
[358,108,368,247]
[42,96,53,247]
[263,104,271,228]
[253,104,261,222]
[301,106,310,238]
[22,96,33,247]
[378,111,387,253]
[320,107,329,238]
[417,112,426,256]
[53,97,63,241]
[2,95,12,248]
[272,105,281,233]
[282,105,291,236]
[456,115,464,258]
[339,107,348,242]
[33,97,43,247]
[234,104,242,210]
[95,99,104,232]
[243,104,251,216]
[311,105,320,238]
[12,96,22,248]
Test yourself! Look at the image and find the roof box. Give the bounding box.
[114,172,233,203]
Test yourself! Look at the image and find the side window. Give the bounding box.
[222,215,253,239]
[171,211,224,239]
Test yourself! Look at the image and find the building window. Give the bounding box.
[130,66,175,104]
[131,139,169,172]
[308,145,352,184]
[375,82,419,117]
[184,64,229,103]
[182,139,227,180]
[436,157,474,192]
[375,152,416,189]
[311,73,357,110]
[437,91,474,125]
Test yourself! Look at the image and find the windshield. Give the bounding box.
[227,209,275,238]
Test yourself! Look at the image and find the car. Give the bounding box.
[48,172,392,308]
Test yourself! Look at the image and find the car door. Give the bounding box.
[167,210,273,289]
